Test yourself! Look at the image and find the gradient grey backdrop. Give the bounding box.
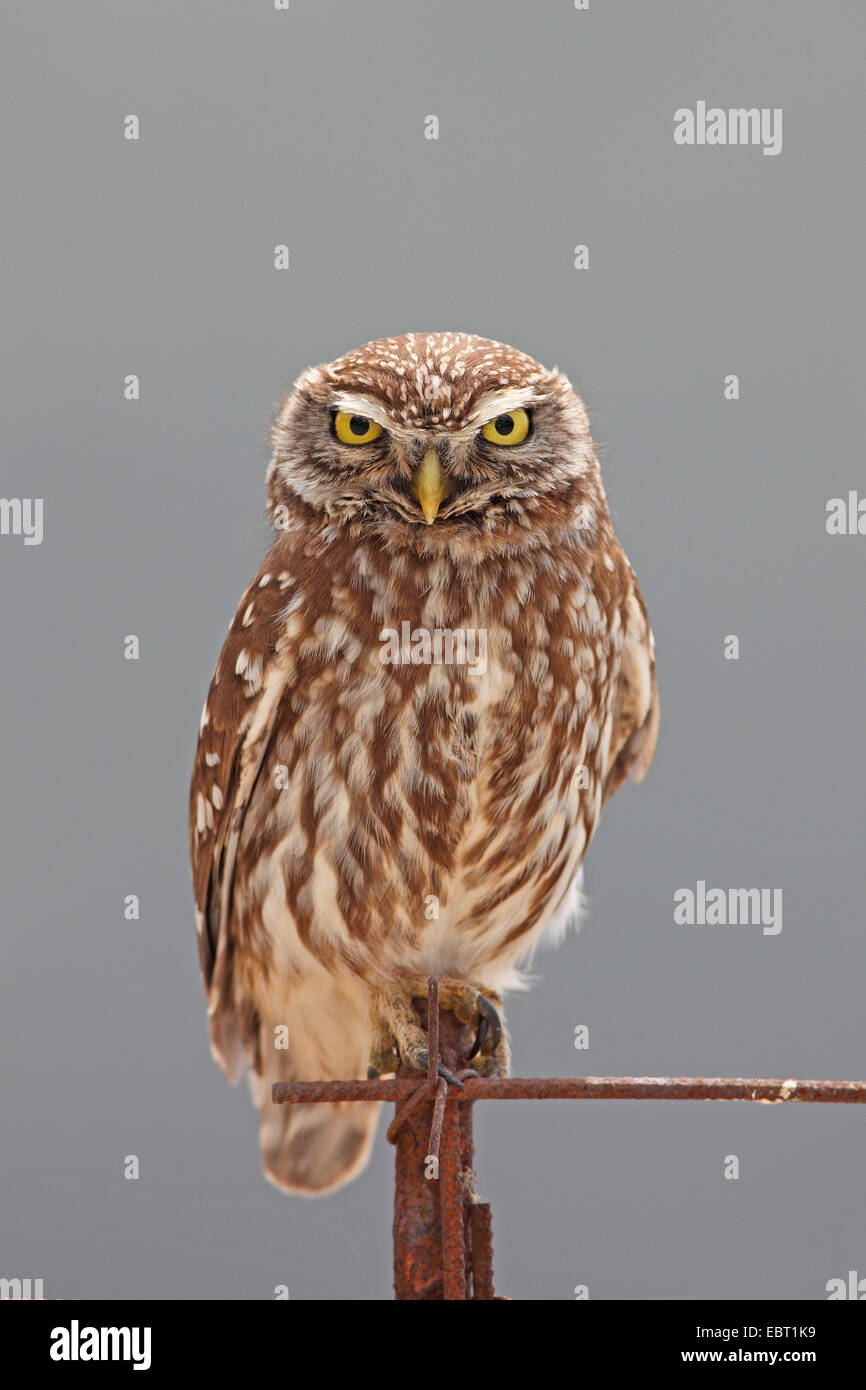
[1,0,863,1301]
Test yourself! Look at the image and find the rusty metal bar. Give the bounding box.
[385,1077,434,1143]
[439,1099,466,1300]
[427,1076,448,1159]
[470,1204,494,1300]
[459,1097,477,1298]
[426,975,439,1083]
[391,1062,441,1299]
[274,1075,866,1105]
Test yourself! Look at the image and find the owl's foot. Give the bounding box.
[370,975,510,1080]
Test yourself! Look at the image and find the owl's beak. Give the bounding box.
[412,449,452,524]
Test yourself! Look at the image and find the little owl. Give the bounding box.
[189,332,659,1194]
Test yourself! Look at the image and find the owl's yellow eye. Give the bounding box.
[334,411,383,445]
[481,408,531,446]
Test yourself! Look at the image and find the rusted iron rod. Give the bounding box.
[385,1077,434,1143]
[274,1075,866,1105]
[392,1072,443,1299]
[450,1076,866,1103]
[426,975,440,1083]
[439,1100,466,1301]
[427,1076,449,1159]
[470,1204,495,1301]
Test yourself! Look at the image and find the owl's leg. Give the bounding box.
[370,975,510,1080]
[369,992,463,1085]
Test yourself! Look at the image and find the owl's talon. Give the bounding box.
[468,1015,489,1060]
[468,994,502,1059]
[417,1055,464,1090]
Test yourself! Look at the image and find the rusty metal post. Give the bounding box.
[391,1068,440,1298]
[391,986,478,1300]
[438,1094,467,1299]
[470,1202,495,1299]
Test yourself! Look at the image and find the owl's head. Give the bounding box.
[267,332,599,549]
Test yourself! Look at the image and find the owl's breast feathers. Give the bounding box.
[190,513,657,1066]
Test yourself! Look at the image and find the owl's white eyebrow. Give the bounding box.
[328,386,537,435]
[330,393,395,431]
[470,388,537,426]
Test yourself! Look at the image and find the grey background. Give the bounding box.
[1,0,863,1301]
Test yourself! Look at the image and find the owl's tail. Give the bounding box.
[250,978,380,1196]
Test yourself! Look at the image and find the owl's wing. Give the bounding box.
[189,564,293,1080]
[602,570,659,804]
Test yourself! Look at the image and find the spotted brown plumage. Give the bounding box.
[189,332,658,1194]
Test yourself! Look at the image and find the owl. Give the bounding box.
[190,332,658,1195]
